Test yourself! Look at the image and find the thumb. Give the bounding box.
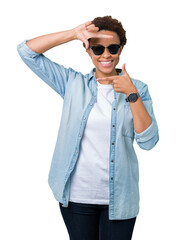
[84,39,89,50]
[122,63,127,75]
[79,34,89,50]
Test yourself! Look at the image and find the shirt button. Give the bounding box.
[112,125,115,127]
[90,103,93,106]
[112,143,114,145]
[111,160,113,162]
[111,177,113,180]
[83,117,86,120]
[113,108,116,110]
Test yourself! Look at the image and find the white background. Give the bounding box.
[1,0,176,239]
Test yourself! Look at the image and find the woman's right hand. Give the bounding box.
[73,21,113,50]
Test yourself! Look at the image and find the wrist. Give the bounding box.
[72,27,79,40]
[125,86,138,97]
[64,28,77,42]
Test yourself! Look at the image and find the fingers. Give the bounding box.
[86,24,99,32]
[89,31,113,39]
[96,76,115,81]
[85,21,92,27]
[84,22,113,39]
[95,32,113,39]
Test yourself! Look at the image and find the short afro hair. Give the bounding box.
[84,15,127,48]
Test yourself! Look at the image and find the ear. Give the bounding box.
[118,46,124,56]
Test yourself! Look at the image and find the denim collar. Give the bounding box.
[88,67,122,80]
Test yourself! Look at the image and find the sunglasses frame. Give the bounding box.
[89,44,121,56]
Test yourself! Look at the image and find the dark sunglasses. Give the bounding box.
[90,44,121,55]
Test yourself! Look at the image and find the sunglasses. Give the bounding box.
[89,44,121,55]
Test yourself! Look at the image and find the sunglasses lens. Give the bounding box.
[108,45,120,54]
[90,44,120,55]
[91,45,104,55]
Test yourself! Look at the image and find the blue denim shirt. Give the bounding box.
[17,39,159,220]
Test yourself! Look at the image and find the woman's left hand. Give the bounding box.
[96,64,137,96]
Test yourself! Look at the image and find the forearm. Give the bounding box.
[26,28,77,54]
[126,88,152,134]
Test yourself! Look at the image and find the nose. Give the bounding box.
[102,47,111,58]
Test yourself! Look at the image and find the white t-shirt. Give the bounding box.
[69,80,114,204]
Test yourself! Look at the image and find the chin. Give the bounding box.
[100,68,115,75]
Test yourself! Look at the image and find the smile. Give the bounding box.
[99,60,113,67]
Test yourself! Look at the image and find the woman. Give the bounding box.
[17,16,159,240]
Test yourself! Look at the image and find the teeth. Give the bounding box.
[100,61,112,65]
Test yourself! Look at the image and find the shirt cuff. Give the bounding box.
[17,39,40,58]
[134,119,158,142]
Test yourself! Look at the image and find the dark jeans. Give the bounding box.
[59,201,136,240]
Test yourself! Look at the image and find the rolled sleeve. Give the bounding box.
[17,39,76,99]
[134,84,159,150]
[17,39,40,58]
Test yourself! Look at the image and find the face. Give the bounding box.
[86,30,123,79]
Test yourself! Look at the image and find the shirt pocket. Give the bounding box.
[122,103,134,138]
